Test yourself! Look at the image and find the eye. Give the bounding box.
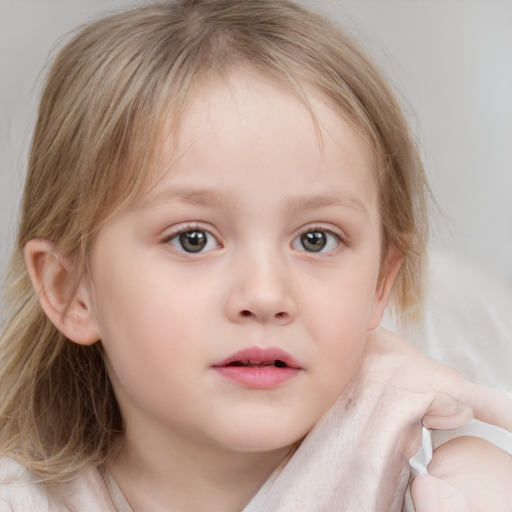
[292,229,340,253]
[167,229,219,253]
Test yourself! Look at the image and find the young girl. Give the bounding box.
[1,1,511,510]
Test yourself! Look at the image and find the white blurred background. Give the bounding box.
[1,0,511,287]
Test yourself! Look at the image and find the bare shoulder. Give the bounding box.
[428,436,512,511]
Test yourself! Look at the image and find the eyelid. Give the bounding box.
[161,221,216,240]
[296,223,348,242]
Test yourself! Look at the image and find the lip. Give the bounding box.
[212,346,302,389]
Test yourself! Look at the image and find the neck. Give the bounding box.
[108,427,295,512]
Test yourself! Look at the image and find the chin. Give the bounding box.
[211,421,310,454]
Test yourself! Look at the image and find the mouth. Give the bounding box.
[212,347,301,370]
[225,359,289,368]
[212,347,302,389]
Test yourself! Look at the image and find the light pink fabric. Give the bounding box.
[0,459,131,512]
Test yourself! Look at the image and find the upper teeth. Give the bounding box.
[233,360,287,367]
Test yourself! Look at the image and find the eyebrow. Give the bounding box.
[286,193,369,216]
[141,187,368,216]
[141,187,235,209]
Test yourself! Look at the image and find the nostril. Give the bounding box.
[236,310,291,322]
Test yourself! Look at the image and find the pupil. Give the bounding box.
[179,231,207,252]
[301,231,326,252]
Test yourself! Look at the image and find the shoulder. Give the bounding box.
[0,458,49,512]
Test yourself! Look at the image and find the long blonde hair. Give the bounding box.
[0,0,429,485]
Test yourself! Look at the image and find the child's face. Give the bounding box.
[85,71,398,455]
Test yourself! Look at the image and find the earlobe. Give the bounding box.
[24,238,100,345]
[368,247,404,330]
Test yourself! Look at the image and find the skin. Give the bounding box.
[75,72,398,510]
[25,71,512,511]
[412,437,512,512]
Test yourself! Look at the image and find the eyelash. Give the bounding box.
[162,225,345,255]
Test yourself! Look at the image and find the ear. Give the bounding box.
[368,246,404,330]
[24,238,100,345]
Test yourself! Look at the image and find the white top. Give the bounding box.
[0,455,418,512]
[0,459,132,512]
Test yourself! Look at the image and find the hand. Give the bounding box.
[245,328,512,512]
[359,328,512,511]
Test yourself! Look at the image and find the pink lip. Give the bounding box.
[212,346,302,389]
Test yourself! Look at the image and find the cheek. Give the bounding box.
[95,284,202,424]
[90,260,217,386]
[297,264,380,389]
[92,248,207,336]
[299,262,380,339]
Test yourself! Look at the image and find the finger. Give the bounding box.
[422,394,474,430]
[366,328,512,432]
[428,436,512,511]
[424,384,512,432]
[436,376,512,432]
[416,351,512,432]
[450,384,512,432]
[411,474,469,512]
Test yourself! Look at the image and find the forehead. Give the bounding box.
[141,71,378,214]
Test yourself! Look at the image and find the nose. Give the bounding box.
[224,252,297,326]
